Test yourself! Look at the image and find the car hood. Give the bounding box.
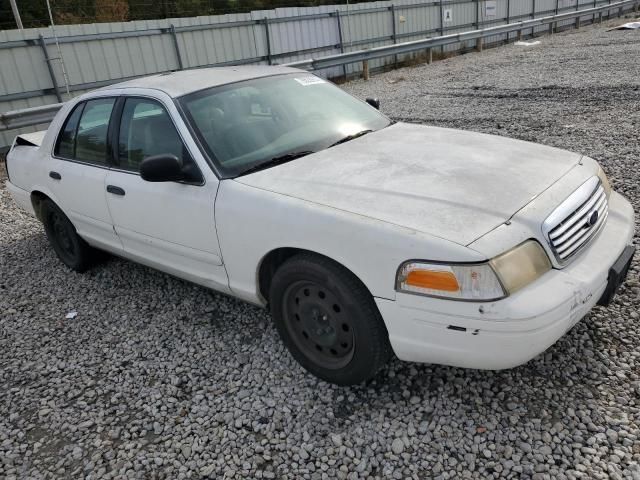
[236,123,581,246]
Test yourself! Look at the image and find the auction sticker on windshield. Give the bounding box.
[294,76,326,86]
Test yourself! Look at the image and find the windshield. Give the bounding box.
[178,73,390,177]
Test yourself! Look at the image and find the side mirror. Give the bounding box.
[366,97,380,110]
[140,154,184,182]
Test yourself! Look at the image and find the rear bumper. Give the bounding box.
[6,180,35,216]
[377,191,635,370]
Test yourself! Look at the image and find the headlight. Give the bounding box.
[396,240,551,301]
[489,240,551,295]
[597,166,611,198]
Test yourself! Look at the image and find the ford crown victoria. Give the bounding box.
[5,66,635,385]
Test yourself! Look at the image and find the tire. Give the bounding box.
[269,253,393,385]
[41,199,98,272]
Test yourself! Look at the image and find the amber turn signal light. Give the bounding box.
[405,269,460,292]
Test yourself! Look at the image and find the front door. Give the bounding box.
[104,96,229,293]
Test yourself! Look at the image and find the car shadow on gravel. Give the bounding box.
[334,310,618,425]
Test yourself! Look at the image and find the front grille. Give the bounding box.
[545,178,608,263]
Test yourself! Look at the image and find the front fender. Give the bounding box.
[215,179,486,304]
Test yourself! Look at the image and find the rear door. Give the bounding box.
[48,97,123,252]
[104,95,229,292]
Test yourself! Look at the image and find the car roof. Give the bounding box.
[99,65,304,98]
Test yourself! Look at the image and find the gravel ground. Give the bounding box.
[2,19,640,480]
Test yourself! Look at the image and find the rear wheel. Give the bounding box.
[269,253,392,385]
[41,199,98,272]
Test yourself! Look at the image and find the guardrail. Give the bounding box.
[285,0,638,70]
[0,0,637,134]
[0,103,63,132]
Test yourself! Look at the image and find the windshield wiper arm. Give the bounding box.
[237,150,314,177]
[328,129,373,148]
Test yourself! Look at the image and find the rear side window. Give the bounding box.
[75,99,115,165]
[55,98,115,166]
[56,103,84,158]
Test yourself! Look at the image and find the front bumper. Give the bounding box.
[377,191,635,370]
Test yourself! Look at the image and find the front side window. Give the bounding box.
[118,97,194,172]
[179,73,390,177]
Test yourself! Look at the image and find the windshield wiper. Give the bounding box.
[237,151,314,177]
[328,129,373,148]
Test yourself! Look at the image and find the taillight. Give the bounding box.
[4,150,11,180]
[3,147,11,182]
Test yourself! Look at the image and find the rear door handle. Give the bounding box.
[106,185,125,196]
[49,171,61,180]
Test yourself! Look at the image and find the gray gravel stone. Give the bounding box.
[391,438,405,455]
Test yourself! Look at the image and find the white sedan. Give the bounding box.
[5,66,635,385]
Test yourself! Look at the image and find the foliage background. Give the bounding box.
[0,0,372,30]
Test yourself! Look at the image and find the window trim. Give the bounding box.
[52,96,119,169]
[110,94,205,187]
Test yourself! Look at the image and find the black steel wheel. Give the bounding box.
[283,280,355,369]
[270,253,392,385]
[41,199,98,272]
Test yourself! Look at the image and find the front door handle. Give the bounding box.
[106,185,125,196]
[49,171,61,180]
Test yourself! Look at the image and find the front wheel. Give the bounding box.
[269,253,392,385]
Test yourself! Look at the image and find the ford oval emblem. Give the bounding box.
[588,210,599,227]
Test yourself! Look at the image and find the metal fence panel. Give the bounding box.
[177,14,259,69]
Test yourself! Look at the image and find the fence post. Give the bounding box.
[532,0,536,38]
[439,0,444,55]
[362,59,369,80]
[475,0,482,51]
[575,0,581,28]
[427,47,433,64]
[551,0,559,33]
[506,0,512,44]
[263,17,272,65]
[593,0,597,23]
[335,10,347,78]
[39,35,63,103]
[390,4,398,68]
[169,24,184,70]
